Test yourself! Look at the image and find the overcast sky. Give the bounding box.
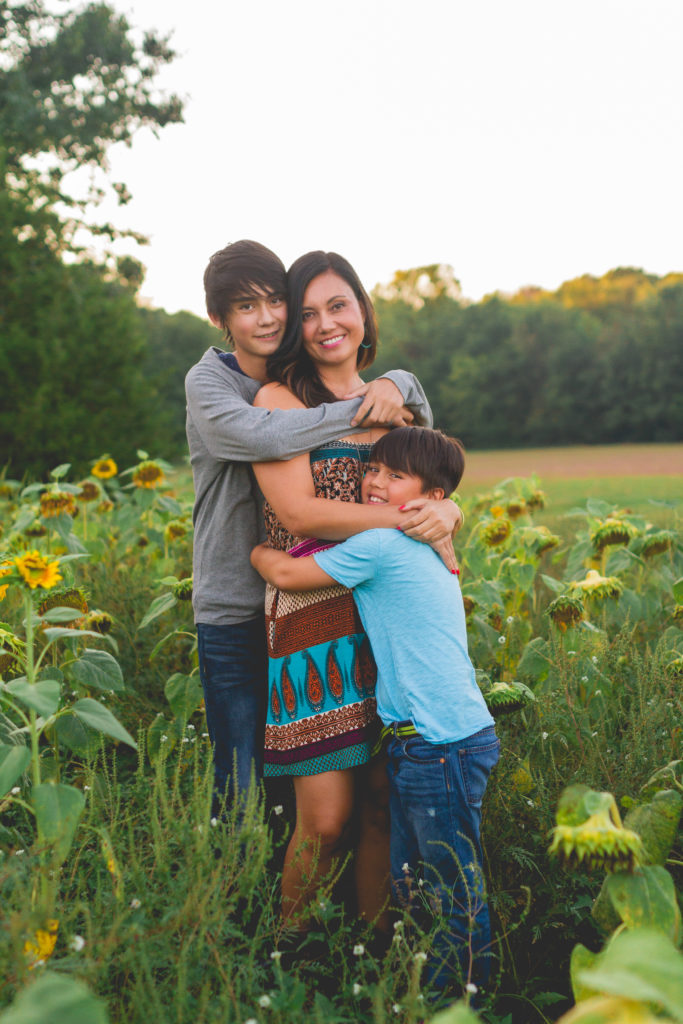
[92,0,682,319]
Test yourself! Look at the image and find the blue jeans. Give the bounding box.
[196,619,267,815]
[386,724,500,999]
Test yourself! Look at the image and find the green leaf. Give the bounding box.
[164,673,203,720]
[41,627,106,645]
[0,971,109,1024]
[39,607,85,624]
[4,678,60,718]
[0,743,31,796]
[53,715,102,758]
[517,637,552,684]
[673,577,683,604]
[570,942,600,1002]
[70,649,123,692]
[605,866,682,945]
[138,592,178,629]
[49,463,71,480]
[71,699,137,749]
[586,498,613,518]
[625,790,683,865]
[426,1002,481,1024]
[32,782,85,865]
[576,928,683,1021]
[540,573,565,594]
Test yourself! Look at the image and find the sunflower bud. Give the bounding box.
[172,577,193,601]
[549,786,644,873]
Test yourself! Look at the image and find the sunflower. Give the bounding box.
[164,520,187,543]
[641,530,675,558]
[14,551,62,590]
[505,498,527,520]
[547,594,584,631]
[97,499,114,513]
[24,919,59,968]
[462,594,476,617]
[590,518,637,553]
[38,588,88,618]
[132,460,164,489]
[483,681,535,717]
[40,490,77,519]
[481,518,512,547]
[77,481,100,502]
[0,562,11,601]
[172,577,193,601]
[526,489,546,511]
[550,786,643,872]
[569,570,622,602]
[84,610,114,634]
[92,457,118,479]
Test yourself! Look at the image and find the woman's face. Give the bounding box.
[301,270,366,368]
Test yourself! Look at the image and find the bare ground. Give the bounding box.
[461,443,683,486]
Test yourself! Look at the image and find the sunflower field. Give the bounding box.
[0,455,682,1024]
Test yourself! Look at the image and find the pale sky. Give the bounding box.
[88,0,682,319]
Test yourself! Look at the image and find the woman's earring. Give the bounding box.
[360,336,372,349]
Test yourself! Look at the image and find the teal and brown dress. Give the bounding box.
[262,440,379,777]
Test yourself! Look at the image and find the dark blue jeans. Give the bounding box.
[196,618,267,815]
[386,725,500,1000]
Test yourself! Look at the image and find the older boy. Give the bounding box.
[251,427,499,999]
[185,241,457,813]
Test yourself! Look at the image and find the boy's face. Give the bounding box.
[214,287,287,363]
[361,460,431,507]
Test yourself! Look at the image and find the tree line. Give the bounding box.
[1,3,681,479]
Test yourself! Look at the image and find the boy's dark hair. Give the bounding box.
[203,240,286,335]
[369,427,465,496]
[266,250,378,408]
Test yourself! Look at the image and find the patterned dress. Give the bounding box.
[262,440,379,776]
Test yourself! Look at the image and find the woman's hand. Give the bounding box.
[397,498,463,573]
[345,378,415,428]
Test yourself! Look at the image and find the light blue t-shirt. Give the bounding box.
[314,529,493,744]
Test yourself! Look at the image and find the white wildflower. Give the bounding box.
[401,862,409,873]
[258,994,272,1008]
[506,615,514,624]
[10,786,20,795]
[353,983,362,996]
[393,1004,401,1014]
[273,805,283,816]
[353,944,365,956]
[187,723,195,731]
[160,734,168,743]
[15,849,24,856]
[465,982,478,994]
[498,635,506,645]
[415,951,427,962]
[69,935,85,952]
[130,898,141,909]
[542,731,549,740]
[210,817,218,827]
[270,950,282,962]
[393,920,403,931]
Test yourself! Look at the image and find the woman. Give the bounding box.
[252,252,459,931]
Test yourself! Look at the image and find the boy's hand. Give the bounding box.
[346,378,414,428]
[398,499,462,573]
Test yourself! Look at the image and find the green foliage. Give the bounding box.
[372,268,683,448]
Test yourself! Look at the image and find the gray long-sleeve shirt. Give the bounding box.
[185,346,432,625]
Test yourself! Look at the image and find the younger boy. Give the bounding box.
[250,427,499,998]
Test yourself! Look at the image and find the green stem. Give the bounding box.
[24,593,41,788]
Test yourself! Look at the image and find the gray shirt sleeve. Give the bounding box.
[380,370,433,427]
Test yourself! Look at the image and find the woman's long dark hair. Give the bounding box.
[266,251,378,408]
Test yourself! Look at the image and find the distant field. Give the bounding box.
[458,443,682,522]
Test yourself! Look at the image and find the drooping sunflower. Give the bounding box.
[84,610,114,634]
[641,530,676,558]
[14,551,62,590]
[481,518,512,547]
[505,498,527,520]
[132,460,164,489]
[526,489,546,511]
[38,588,88,618]
[164,519,187,543]
[172,577,193,601]
[91,457,118,479]
[547,593,584,631]
[590,518,637,553]
[549,791,644,872]
[40,490,77,519]
[76,481,100,503]
[569,570,623,602]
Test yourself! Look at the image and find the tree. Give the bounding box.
[0,0,183,252]
[0,1,185,476]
